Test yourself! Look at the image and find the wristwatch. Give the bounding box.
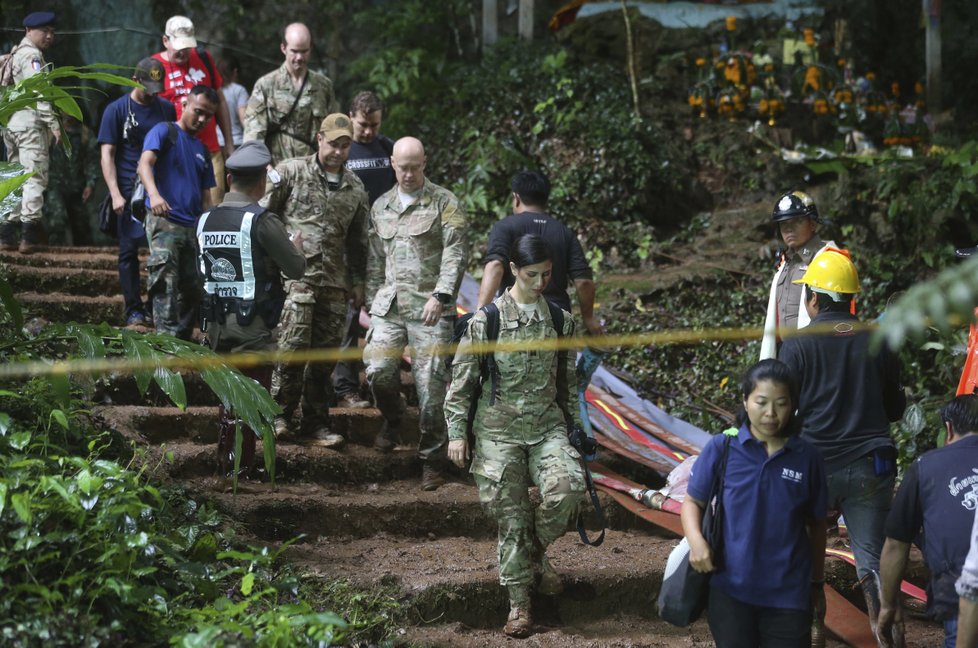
[432,292,452,305]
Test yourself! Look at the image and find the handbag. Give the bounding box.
[97,193,118,238]
[657,433,732,626]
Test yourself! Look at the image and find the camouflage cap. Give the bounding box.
[319,113,354,142]
[165,15,196,50]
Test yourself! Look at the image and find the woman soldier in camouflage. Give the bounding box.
[445,234,586,638]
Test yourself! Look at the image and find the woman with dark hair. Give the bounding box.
[445,233,586,638]
[681,359,829,647]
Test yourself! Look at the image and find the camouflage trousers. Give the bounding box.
[145,214,200,339]
[472,429,585,588]
[364,303,453,461]
[2,127,50,223]
[44,187,94,246]
[271,282,346,430]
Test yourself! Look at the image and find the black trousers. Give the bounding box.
[707,585,811,648]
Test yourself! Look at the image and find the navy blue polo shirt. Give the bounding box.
[885,434,978,620]
[688,425,829,610]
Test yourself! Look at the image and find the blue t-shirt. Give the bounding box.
[687,425,828,611]
[142,122,215,227]
[97,94,176,197]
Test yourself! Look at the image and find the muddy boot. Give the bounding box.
[18,220,43,255]
[859,570,885,647]
[374,418,400,453]
[537,555,563,596]
[273,414,293,441]
[421,461,446,491]
[337,392,370,409]
[306,425,346,449]
[0,221,17,251]
[503,585,533,638]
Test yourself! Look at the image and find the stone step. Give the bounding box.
[286,531,675,629]
[19,292,123,325]
[187,472,666,542]
[0,246,143,270]
[148,439,424,485]
[405,614,716,647]
[4,264,124,297]
[94,404,420,446]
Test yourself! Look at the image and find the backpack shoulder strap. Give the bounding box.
[196,46,217,86]
[481,303,501,405]
[165,122,179,150]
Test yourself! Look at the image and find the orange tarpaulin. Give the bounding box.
[958,308,978,396]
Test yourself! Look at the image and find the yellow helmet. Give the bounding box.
[792,247,860,300]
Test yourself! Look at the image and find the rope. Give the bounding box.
[0,319,881,380]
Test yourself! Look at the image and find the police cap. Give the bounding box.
[24,12,57,28]
[226,141,272,176]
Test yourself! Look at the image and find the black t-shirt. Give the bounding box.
[347,135,395,206]
[885,435,978,620]
[484,211,592,312]
[778,311,905,472]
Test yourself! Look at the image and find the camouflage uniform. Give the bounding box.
[44,120,99,245]
[261,155,368,432]
[2,36,59,226]
[445,290,585,598]
[364,181,469,461]
[243,66,338,164]
[145,214,200,339]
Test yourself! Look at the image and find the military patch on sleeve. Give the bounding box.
[32,57,42,71]
[440,202,466,229]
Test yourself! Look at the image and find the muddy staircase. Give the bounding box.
[1,245,718,647]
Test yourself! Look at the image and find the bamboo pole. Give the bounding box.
[621,0,641,116]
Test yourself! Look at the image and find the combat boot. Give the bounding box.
[307,425,346,449]
[0,220,17,251]
[273,416,291,440]
[503,585,533,638]
[537,555,563,596]
[19,220,44,255]
[420,461,445,491]
[337,392,370,409]
[374,419,401,453]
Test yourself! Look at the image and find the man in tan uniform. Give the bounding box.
[364,136,469,491]
[1,11,61,254]
[243,23,339,164]
[263,114,369,449]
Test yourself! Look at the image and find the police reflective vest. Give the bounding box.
[196,204,272,305]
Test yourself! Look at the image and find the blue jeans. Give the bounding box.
[944,617,957,648]
[827,453,895,580]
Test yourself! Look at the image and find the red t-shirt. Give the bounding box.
[151,49,223,152]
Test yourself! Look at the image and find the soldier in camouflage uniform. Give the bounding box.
[263,113,368,448]
[243,23,339,164]
[44,113,99,246]
[445,234,585,639]
[364,136,469,491]
[1,12,61,254]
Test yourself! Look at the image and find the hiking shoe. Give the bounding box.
[537,556,563,596]
[373,419,400,453]
[337,392,370,409]
[0,221,17,251]
[421,463,446,491]
[307,426,346,449]
[503,605,533,638]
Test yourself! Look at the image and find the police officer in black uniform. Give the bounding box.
[197,140,306,476]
